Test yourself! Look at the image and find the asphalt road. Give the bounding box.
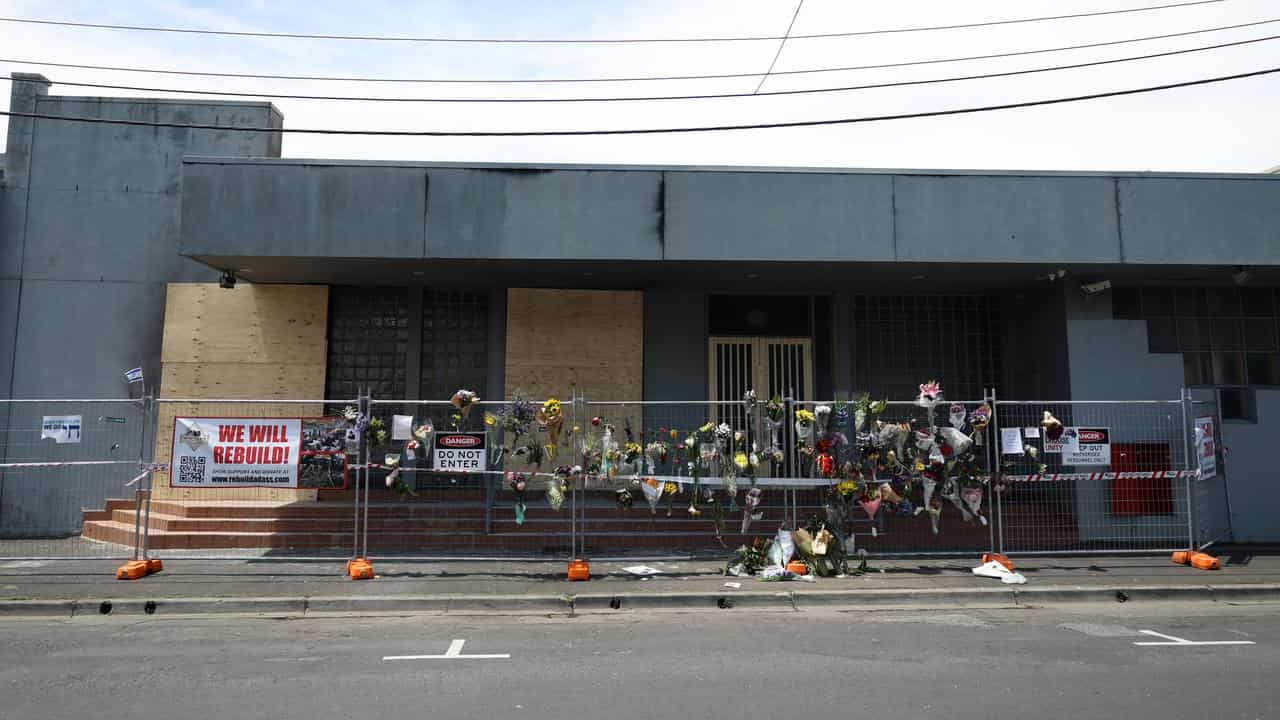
[1,603,1275,720]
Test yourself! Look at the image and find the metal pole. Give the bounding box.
[351,389,363,560]
[990,388,1005,555]
[141,394,155,559]
[570,387,577,560]
[1181,388,1196,550]
[361,392,371,560]
[985,388,995,556]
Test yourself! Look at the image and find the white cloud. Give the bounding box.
[2,0,1278,171]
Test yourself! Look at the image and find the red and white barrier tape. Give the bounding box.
[999,469,1197,483]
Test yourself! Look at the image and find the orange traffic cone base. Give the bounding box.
[982,553,1015,571]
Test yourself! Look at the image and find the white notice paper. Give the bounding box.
[1000,427,1024,455]
[41,415,82,444]
[1024,427,1040,439]
[391,415,414,441]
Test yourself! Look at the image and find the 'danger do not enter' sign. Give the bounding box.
[433,432,487,472]
[171,418,302,488]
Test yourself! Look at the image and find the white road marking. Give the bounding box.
[383,638,510,661]
[1060,622,1138,638]
[1133,629,1256,646]
[1,561,45,569]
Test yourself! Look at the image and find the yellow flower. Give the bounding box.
[914,460,926,472]
[484,413,497,427]
[663,482,678,496]
[572,425,581,434]
[669,428,678,439]
[542,398,561,418]
[837,479,857,496]
[734,452,749,470]
[795,409,816,425]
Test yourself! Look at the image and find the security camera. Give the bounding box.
[219,270,236,289]
[1080,280,1112,296]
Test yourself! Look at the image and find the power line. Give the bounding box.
[0,0,1223,44]
[1,66,1275,136]
[7,33,1276,104]
[2,17,1274,85]
[754,0,805,94]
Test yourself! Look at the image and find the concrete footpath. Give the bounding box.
[2,547,1278,617]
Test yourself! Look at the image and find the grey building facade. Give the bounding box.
[3,73,1280,542]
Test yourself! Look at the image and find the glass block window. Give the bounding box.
[421,290,490,400]
[851,295,1002,401]
[325,287,409,400]
[1113,285,1280,420]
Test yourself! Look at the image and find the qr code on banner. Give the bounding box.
[178,455,207,484]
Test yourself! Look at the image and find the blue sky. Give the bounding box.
[2,0,1278,171]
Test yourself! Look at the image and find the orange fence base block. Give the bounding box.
[567,559,590,581]
[347,558,375,580]
[982,553,1015,572]
[116,560,149,581]
[1189,552,1221,571]
[145,559,164,575]
[1171,550,1192,565]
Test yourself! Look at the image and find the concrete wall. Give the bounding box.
[0,74,282,535]
[1209,389,1280,543]
[181,159,1280,267]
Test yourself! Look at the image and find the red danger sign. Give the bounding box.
[433,432,487,472]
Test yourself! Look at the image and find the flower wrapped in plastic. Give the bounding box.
[794,409,816,442]
[742,389,758,413]
[878,421,907,461]
[764,395,786,450]
[949,403,967,430]
[640,477,664,515]
[961,485,986,526]
[1041,411,1065,442]
[927,495,943,535]
[508,472,529,525]
[450,389,480,419]
[537,398,565,458]
[968,404,992,446]
[741,487,764,533]
[545,476,565,511]
[859,491,882,522]
[814,405,832,433]
[615,487,633,511]
[853,394,888,433]
[938,426,974,457]
[768,527,796,569]
[916,380,943,426]
[940,478,971,522]
[644,440,669,475]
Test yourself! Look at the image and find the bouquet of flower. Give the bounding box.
[640,477,664,515]
[740,487,763,533]
[384,467,414,498]
[538,398,565,458]
[508,472,528,525]
[969,404,992,446]
[855,392,885,430]
[644,440,669,475]
[765,395,785,450]
[743,389,758,412]
[451,389,480,421]
[814,404,832,434]
[916,380,942,427]
[794,408,816,441]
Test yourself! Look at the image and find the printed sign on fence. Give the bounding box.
[1061,427,1111,465]
[41,415,82,444]
[433,432,487,472]
[1195,416,1217,480]
[171,417,302,488]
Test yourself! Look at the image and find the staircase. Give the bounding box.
[81,487,997,555]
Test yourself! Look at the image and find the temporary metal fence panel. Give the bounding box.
[0,399,149,559]
[992,400,1193,554]
[790,398,997,556]
[362,398,571,559]
[143,398,356,560]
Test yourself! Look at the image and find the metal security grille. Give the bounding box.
[420,290,489,401]
[851,295,1002,400]
[325,287,409,401]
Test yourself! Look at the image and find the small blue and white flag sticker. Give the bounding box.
[125,367,144,384]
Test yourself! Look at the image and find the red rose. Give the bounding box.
[941,445,954,457]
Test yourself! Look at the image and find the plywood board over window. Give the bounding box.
[152,283,329,501]
[504,288,643,404]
